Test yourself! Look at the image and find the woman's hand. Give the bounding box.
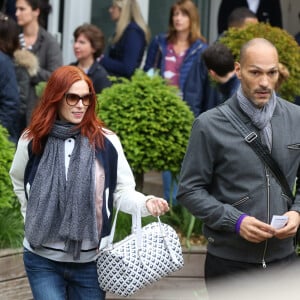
[146,197,169,217]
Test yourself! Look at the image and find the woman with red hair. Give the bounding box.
[9,65,169,300]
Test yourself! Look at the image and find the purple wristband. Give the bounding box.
[235,214,248,233]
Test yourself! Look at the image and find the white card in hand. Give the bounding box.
[270,215,288,229]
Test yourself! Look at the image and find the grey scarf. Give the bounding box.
[237,86,276,151]
[25,121,98,260]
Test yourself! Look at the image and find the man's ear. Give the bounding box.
[235,62,241,79]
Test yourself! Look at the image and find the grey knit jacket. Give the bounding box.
[177,95,300,265]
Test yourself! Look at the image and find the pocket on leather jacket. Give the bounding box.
[232,196,250,208]
[281,193,292,210]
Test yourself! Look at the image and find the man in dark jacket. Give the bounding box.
[183,7,258,117]
[217,0,282,34]
[202,42,240,102]
[178,38,300,298]
[0,50,19,143]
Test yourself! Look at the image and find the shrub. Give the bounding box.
[0,125,23,248]
[0,205,24,248]
[0,125,15,209]
[220,23,300,101]
[97,69,194,186]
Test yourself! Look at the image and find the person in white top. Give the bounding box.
[10,65,169,300]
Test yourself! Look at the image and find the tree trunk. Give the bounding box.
[134,172,144,192]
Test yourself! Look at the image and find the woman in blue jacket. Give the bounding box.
[143,0,207,204]
[0,12,20,143]
[144,0,207,111]
[99,0,150,78]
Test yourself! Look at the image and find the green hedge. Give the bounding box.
[0,125,23,248]
[0,125,15,209]
[97,70,194,176]
[220,23,300,101]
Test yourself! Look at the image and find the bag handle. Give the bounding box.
[106,198,122,248]
[107,200,155,249]
[106,200,181,265]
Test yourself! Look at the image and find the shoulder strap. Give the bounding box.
[218,104,294,200]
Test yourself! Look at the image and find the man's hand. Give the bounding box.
[239,216,275,243]
[274,211,300,239]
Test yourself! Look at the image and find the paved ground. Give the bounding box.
[106,278,208,300]
[143,171,164,198]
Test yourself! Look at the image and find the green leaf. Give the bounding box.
[0,126,15,209]
[0,125,23,248]
[219,23,300,102]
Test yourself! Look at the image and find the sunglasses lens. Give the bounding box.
[65,93,92,106]
[66,93,79,105]
[82,94,91,106]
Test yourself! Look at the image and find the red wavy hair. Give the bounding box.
[26,65,105,154]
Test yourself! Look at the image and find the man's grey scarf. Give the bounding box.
[25,121,98,260]
[237,86,276,151]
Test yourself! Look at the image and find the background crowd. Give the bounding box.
[0,0,298,142]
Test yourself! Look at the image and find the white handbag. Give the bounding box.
[96,202,184,297]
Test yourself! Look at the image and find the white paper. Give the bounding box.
[270,215,288,229]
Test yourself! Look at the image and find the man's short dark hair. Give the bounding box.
[202,43,235,76]
[228,7,257,28]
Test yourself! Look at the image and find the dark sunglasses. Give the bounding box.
[64,93,93,106]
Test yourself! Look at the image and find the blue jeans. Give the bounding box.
[162,170,178,205]
[23,248,105,300]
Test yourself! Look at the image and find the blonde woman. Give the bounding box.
[99,0,150,78]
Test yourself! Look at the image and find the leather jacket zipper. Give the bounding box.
[262,168,271,268]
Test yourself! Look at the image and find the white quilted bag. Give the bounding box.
[96,203,184,297]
